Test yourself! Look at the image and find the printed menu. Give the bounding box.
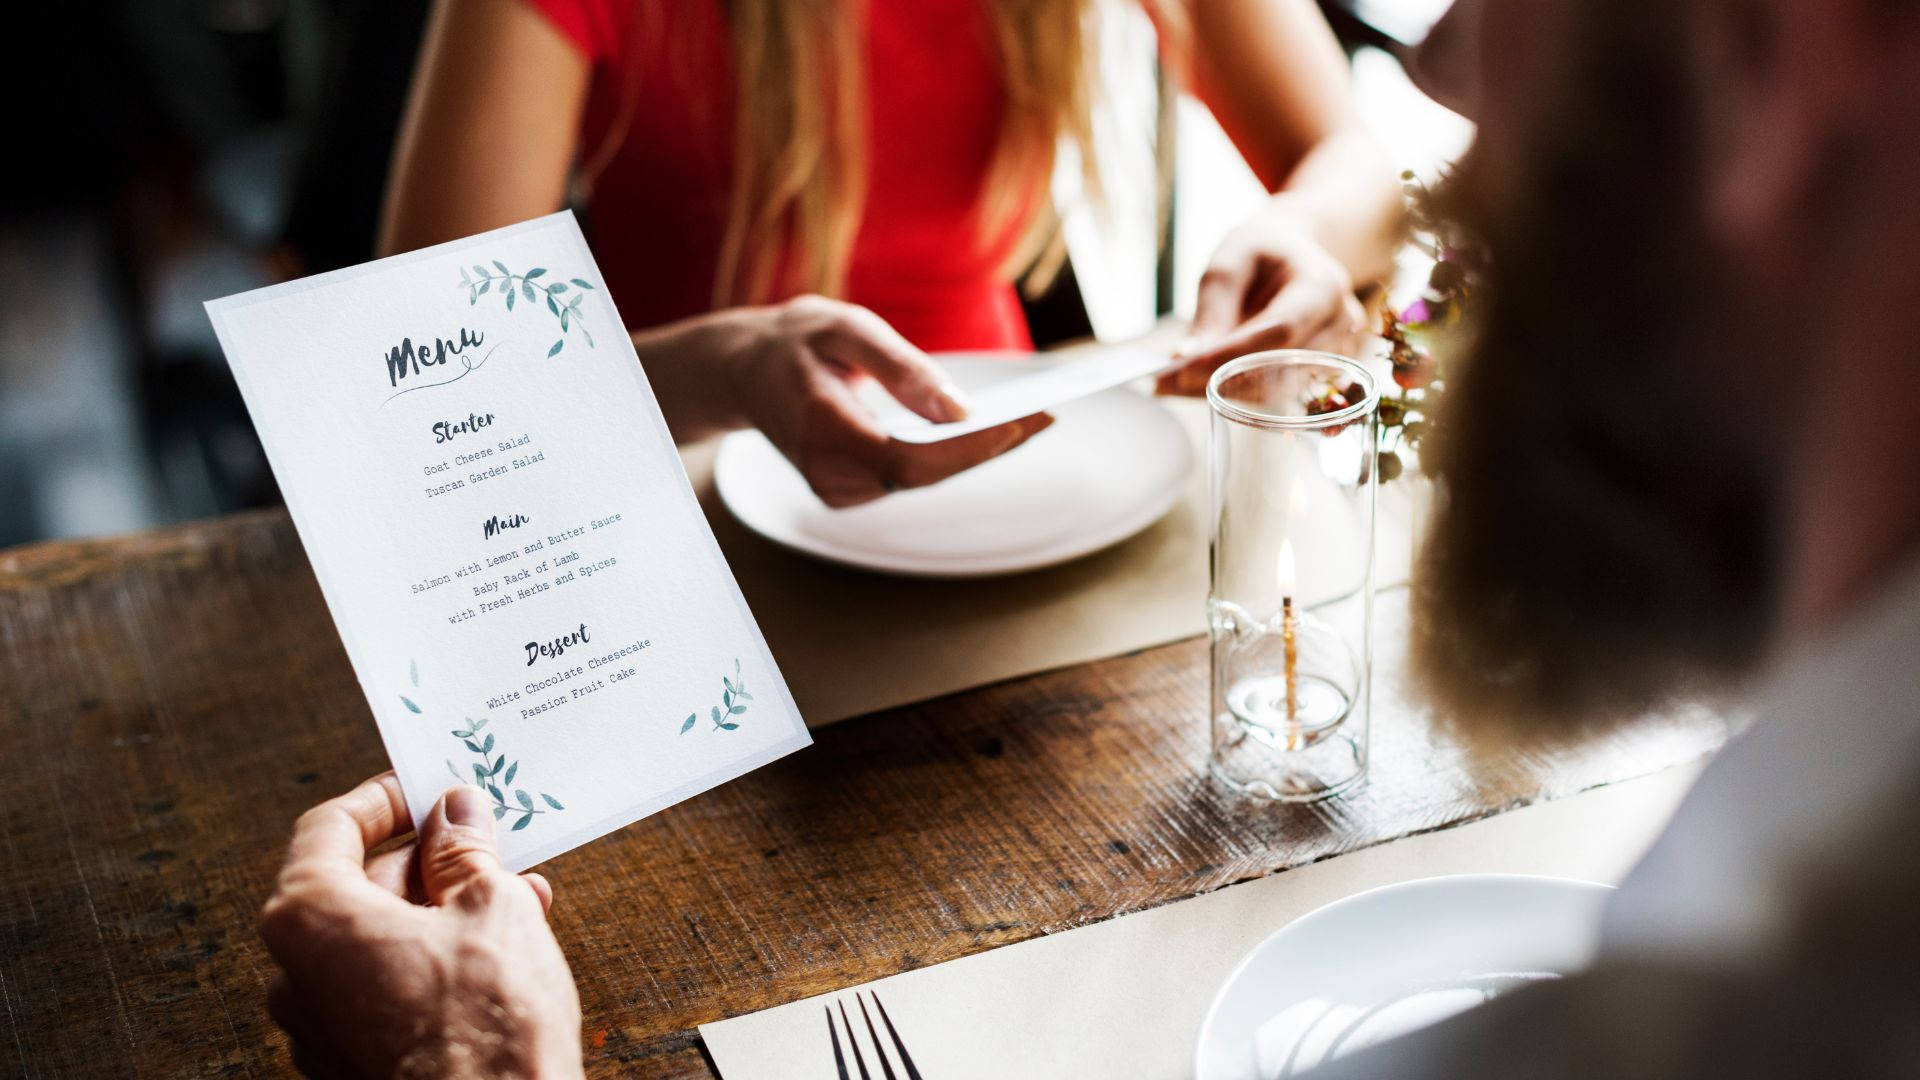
[206,212,810,870]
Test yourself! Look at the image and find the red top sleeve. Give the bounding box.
[518,0,620,62]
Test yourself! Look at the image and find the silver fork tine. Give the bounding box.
[855,994,899,1080]
[869,993,925,1080]
[827,1006,851,1080]
[838,999,873,1080]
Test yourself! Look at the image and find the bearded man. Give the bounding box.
[1316,0,1920,1073]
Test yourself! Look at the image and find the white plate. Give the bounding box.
[713,353,1193,577]
[1194,875,1613,1080]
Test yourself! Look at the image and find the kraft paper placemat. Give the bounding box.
[683,378,1426,728]
[701,764,1699,1079]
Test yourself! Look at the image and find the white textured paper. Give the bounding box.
[206,212,810,871]
[701,766,1700,1079]
[881,348,1174,443]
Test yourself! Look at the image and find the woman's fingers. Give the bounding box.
[809,412,1056,508]
[804,298,968,423]
[1186,250,1257,355]
[1306,290,1370,357]
[881,413,1055,492]
[1161,275,1353,395]
[756,296,1061,507]
[1207,279,1343,360]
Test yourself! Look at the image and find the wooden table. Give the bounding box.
[0,509,1723,1078]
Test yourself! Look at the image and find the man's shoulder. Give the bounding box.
[1306,778,1920,1079]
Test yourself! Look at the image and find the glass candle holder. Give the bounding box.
[1207,350,1377,801]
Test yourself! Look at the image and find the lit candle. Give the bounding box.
[1276,536,1300,750]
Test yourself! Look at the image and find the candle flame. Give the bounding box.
[1275,536,1298,600]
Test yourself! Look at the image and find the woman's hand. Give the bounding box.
[258,775,585,1080]
[1158,202,1370,396]
[648,295,1053,508]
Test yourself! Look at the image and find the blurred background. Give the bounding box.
[0,0,1462,549]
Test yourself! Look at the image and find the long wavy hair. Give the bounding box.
[583,0,1181,307]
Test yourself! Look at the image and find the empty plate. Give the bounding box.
[713,353,1193,577]
[1194,875,1613,1080]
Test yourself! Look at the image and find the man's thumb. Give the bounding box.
[419,785,507,906]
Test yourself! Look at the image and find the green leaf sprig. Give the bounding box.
[459,261,596,358]
[399,658,424,713]
[444,714,566,830]
[409,660,565,833]
[680,658,752,734]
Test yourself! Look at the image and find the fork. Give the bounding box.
[825,991,925,1080]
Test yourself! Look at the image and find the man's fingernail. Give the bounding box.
[445,784,493,828]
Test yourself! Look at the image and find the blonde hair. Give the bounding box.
[585,0,1179,307]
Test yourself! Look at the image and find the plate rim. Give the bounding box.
[1191,873,1615,1080]
[713,384,1194,578]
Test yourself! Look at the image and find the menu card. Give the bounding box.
[206,212,810,870]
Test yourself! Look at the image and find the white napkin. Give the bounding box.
[879,348,1175,443]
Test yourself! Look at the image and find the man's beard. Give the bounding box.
[1410,7,1780,742]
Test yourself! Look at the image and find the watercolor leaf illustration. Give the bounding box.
[448,714,566,830]
[412,661,564,832]
[460,261,596,359]
[681,658,751,734]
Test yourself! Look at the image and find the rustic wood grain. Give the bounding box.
[0,510,1724,1078]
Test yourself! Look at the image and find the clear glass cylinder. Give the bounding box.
[1207,350,1377,801]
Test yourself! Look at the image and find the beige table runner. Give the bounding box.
[701,763,1700,1079]
[682,387,1426,726]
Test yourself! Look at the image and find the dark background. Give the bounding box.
[0,0,1405,549]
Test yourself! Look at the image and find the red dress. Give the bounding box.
[525,0,1035,351]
